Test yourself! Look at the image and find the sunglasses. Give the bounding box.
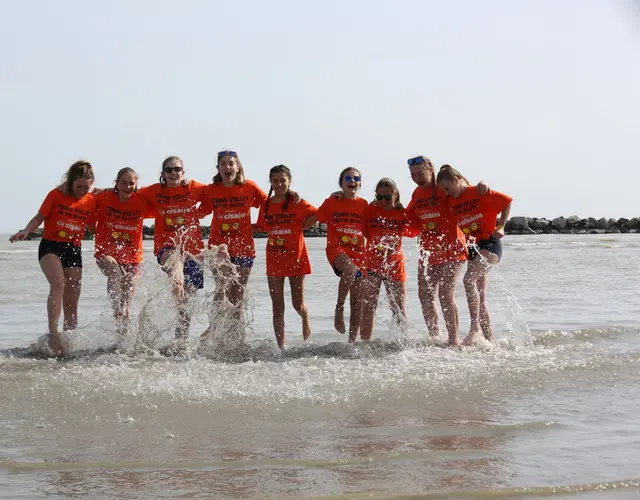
[163,166,183,174]
[344,175,361,183]
[375,193,393,201]
[407,156,425,166]
[218,150,238,158]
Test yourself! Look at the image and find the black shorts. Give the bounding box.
[38,239,83,268]
[469,236,503,262]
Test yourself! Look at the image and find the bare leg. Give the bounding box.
[418,259,440,337]
[462,251,497,345]
[478,250,499,342]
[360,274,383,341]
[348,278,364,343]
[268,276,286,348]
[39,254,66,354]
[119,270,137,337]
[289,276,311,342]
[97,256,125,333]
[333,253,359,334]
[437,261,463,346]
[383,279,407,325]
[62,267,82,331]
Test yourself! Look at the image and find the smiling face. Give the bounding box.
[270,171,291,197]
[340,168,361,198]
[162,158,184,188]
[116,171,137,201]
[218,155,240,186]
[409,164,431,187]
[72,178,93,199]
[376,185,396,210]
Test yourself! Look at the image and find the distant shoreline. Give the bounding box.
[18,216,640,241]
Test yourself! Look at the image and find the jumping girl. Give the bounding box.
[256,165,317,348]
[305,167,369,343]
[9,160,97,356]
[436,164,512,345]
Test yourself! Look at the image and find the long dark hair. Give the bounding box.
[264,165,292,215]
[159,156,182,185]
[62,160,94,195]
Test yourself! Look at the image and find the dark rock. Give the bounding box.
[597,218,609,230]
[627,218,640,230]
[608,218,618,228]
[587,217,597,229]
[551,217,567,230]
[618,218,629,227]
[509,217,529,231]
[566,215,581,228]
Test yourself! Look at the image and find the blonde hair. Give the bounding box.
[62,160,94,195]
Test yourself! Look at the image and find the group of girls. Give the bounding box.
[9,152,512,356]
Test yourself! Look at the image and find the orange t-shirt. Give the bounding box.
[256,198,317,277]
[448,187,512,242]
[198,180,268,259]
[364,204,419,282]
[315,196,369,268]
[406,185,467,266]
[91,191,154,264]
[38,189,97,246]
[138,181,207,256]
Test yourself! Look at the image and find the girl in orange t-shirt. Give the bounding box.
[256,165,317,348]
[437,164,512,346]
[304,167,369,343]
[360,178,419,341]
[137,156,208,346]
[197,151,268,329]
[9,160,97,356]
[405,155,467,346]
[90,167,154,340]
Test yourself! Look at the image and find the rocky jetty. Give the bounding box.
[505,216,640,235]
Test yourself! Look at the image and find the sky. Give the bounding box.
[0,0,639,233]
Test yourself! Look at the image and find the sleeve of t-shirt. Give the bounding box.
[252,182,268,209]
[314,198,332,223]
[197,186,213,218]
[137,185,155,203]
[143,197,156,219]
[403,208,421,237]
[190,180,208,200]
[300,199,317,220]
[487,190,513,214]
[255,201,267,231]
[38,189,58,218]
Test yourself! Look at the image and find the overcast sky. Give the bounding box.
[1,0,638,233]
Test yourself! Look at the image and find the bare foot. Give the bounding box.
[334,302,346,334]
[47,332,67,357]
[447,338,461,348]
[302,315,311,341]
[461,334,478,347]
